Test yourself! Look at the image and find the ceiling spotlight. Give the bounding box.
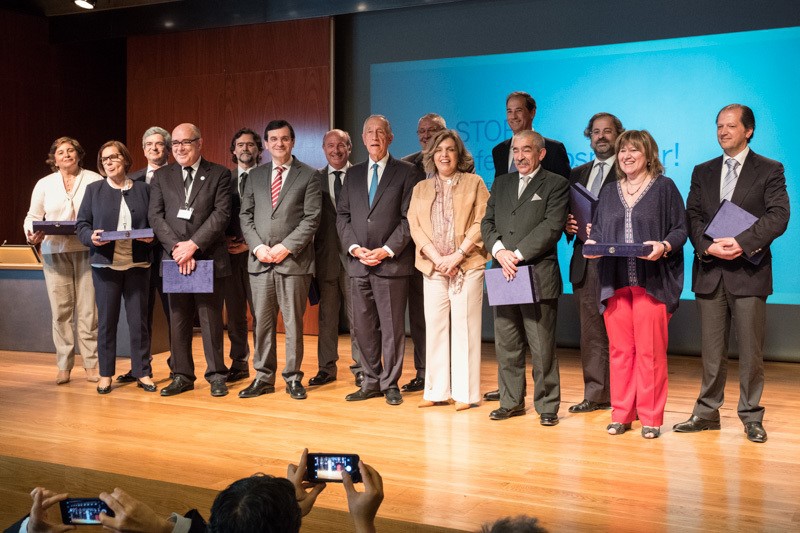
[74,0,97,9]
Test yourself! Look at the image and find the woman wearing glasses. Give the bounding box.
[76,141,156,394]
[23,137,102,385]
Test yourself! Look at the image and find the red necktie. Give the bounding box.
[271,165,283,208]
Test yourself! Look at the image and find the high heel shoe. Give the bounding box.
[97,377,112,395]
[56,370,71,385]
[137,379,157,393]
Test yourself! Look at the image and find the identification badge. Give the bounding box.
[177,207,194,220]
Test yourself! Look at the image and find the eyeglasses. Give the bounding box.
[100,153,124,164]
[417,127,443,136]
[172,138,199,147]
[591,128,615,137]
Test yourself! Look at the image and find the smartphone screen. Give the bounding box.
[305,453,361,483]
[59,498,114,525]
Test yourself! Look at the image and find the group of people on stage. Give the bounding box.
[23,90,788,443]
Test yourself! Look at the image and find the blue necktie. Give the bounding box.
[368,163,379,207]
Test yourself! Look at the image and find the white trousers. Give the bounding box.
[422,268,484,404]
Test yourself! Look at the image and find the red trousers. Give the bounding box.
[603,287,670,427]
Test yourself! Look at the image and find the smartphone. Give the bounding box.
[305,453,362,483]
[59,498,114,525]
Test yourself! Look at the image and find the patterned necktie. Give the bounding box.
[333,170,343,203]
[183,167,193,195]
[239,172,248,197]
[271,166,283,208]
[368,163,379,207]
[590,162,605,197]
[721,158,739,202]
[518,175,532,198]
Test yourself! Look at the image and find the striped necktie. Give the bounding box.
[271,166,283,208]
[721,158,739,202]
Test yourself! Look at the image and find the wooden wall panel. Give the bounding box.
[0,9,126,245]
[127,17,332,333]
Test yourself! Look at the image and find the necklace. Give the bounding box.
[625,176,648,195]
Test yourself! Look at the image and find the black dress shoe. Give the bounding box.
[137,380,157,393]
[160,375,194,397]
[226,368,250,383]
[116,371,137,383]
[355,371,364,388]
[385,388,403,405]
[97,384,112,395]
[568,399,611,413]
[540,413,559,426]
[308,371,336,386]
[210,379,228,397]
[744,421,767,443]
[286,381,307,400]
[489,405,525,420]
[345,389,384,402]
[483,390,500,402]
[672,415,720,433]
[401,377,424,392]
[238,378,275,398]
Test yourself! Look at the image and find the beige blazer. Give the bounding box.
[408,172,491,276]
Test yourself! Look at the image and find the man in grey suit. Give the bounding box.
[223,127,263,383]
[238,120,321,400]
[337,115,423,406]
[674,104,789,443]
[118,126,172,383]
[481,130,569,425]
[149,123,232,398]
[308,129,364,388]
[564,113,624,413]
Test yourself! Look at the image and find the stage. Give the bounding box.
[1,335,799,531]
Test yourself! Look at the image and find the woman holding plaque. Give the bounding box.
[408,130,491,411]
[23,137,102,385]
[584,130,686,438]
[76,141,156,394]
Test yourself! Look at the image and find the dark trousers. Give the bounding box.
[493,298,560,415]
[317,267,363,376]
[168,278,228,383]
[351,274,409,392]
[223,251,255,371]
[92,266,151,378]
[408,269,426,377]
[694,281,767,424]
[146,254,171,371]
[573,258,610,403]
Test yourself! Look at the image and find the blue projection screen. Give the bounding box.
[371,26,799,304]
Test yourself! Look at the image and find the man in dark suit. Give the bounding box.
[117,126,172,383]
[223,127,263,384]
[483,91,571,402]
[564,113,624,413]
[481,130,569,425]
[308,129,364,388]
[398,113,448,392]
[238,120,321,400]
[337,115,423,406]
[149,123,232,398]
[674,104,789,443]
[490,91,571,179]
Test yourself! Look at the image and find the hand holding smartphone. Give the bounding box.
[304,453,362,483]
[59,498,114,525]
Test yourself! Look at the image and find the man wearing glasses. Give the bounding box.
[149,123,233,398]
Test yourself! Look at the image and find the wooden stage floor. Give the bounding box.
[1,336,799,532]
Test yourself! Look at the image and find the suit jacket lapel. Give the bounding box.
[274,157,299,210]
[731,151,758,206]
[578,164,592,187]
[368,157,394,214]
[186,158,210,207]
